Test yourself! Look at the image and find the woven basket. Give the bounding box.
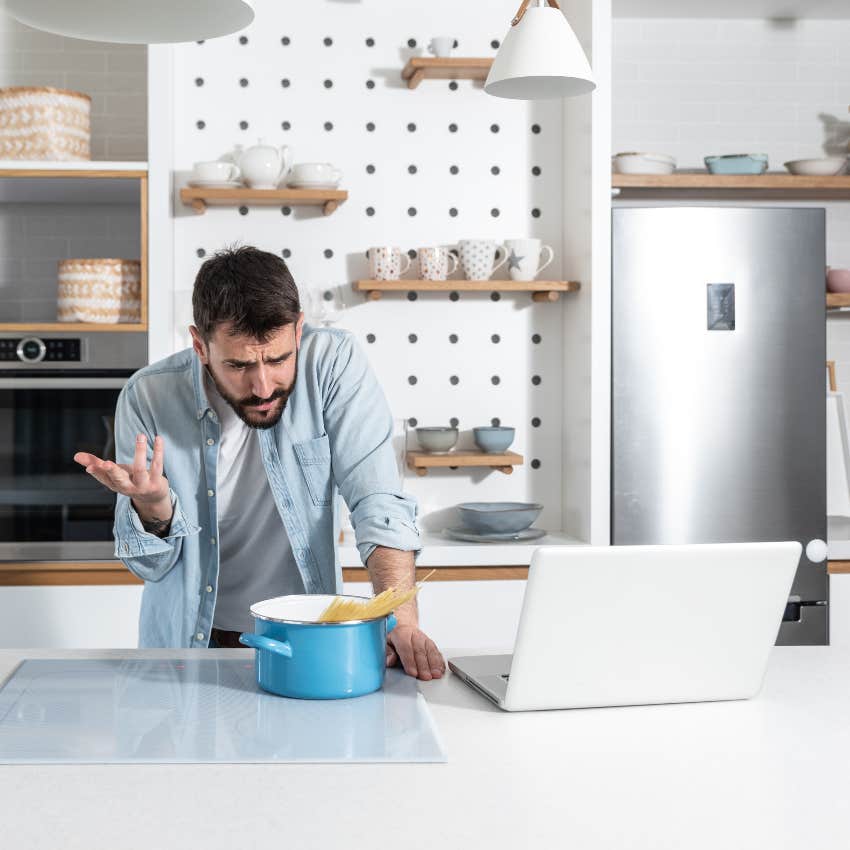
[57,259,141,324]
[0,86,91,161]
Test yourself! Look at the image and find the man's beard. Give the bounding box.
[207,358,297,430]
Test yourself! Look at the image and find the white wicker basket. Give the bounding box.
[57,259,142,324]
[0,86,91,161]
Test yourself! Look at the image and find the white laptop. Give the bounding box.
[448,542,801,711]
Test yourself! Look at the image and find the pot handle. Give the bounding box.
[387,614,398,633]
[238,633,293,657]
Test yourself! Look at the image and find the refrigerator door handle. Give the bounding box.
[805,539,828,563]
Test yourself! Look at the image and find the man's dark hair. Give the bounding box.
[192,245,301,342]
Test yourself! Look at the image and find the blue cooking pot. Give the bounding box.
[239,594,398,699]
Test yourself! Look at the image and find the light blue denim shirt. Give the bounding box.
[112,324,421,648]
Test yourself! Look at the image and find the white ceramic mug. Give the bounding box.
[367,246,411,281]
[192,160,240,182]
[428,37,454,58]
[457,239,507,281]
[289,162,342,186]
[504,238,555,282]
[418,246,458,281]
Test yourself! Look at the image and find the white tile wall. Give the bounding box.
[613,17,850,397]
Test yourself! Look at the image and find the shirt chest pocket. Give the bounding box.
[293,434,334,507]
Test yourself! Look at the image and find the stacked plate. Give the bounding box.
[443,502,546,543]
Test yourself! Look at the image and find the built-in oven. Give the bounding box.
[0,332,147,561]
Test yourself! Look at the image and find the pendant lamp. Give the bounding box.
[5,0,255,45]
[485,0,596,100]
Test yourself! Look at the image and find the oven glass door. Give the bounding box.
[0,376,126,552]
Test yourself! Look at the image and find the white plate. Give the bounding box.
[442,527,547,543]
[188,179,243,188]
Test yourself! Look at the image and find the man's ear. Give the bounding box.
[295,312,305,349]
[189,326,209,364]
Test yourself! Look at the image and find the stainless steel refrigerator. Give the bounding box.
[612,206,827,645]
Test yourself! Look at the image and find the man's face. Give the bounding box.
[190,317,303,429]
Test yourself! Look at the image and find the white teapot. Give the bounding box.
[236,139,293,189]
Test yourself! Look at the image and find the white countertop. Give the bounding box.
[1,646,849,849]
[338,530,585,567]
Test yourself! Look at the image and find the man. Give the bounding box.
[73,246,445,681]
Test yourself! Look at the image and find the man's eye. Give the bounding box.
[229,364,246,371]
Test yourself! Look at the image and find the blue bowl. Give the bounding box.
[473,426,515,453]
[704,154,768,175]
[240,595,397,700]
[457,501,542,534]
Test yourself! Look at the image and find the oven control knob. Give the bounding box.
[16,337,47,363]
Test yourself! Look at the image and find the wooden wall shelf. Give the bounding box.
[180,186,348,216]
[827,293,850,309]
[401,57,493,89]
[407,450,523,476]
[613,173,850,194]
[355,279,579,302]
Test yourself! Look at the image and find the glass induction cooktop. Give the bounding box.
[0,659,447,764]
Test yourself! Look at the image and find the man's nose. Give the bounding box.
[251,366,274,399]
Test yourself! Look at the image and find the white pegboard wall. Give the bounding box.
[168,0,569,533]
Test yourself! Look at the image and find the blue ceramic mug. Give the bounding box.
[239,594,398,700]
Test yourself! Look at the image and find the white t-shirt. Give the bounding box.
[205,370,302,632]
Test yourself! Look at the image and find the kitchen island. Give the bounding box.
[0,646,848,849]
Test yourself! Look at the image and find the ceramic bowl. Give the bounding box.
[612,152,676,175]
[785,158,847,176]
[704,154,768,175]
[827,268,850,293]
[473,426,515,453]
[415,427,458,452]
[457,502,543,534]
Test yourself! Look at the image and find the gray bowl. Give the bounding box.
[473,426,515,453]
[416,427,458,452]
[457,501,542,534]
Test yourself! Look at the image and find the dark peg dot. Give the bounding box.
[324,121,333,131]
[408,333,418,343]
[366,207,375,216]
[366,164,376,174]
[450,165,459,175]
[449,291,459,301]
[532,166,542,176]
[449,81,458,91]
[532,375,542,386]
[491,376,501,385]
[449,334,459,343]
[531,417,541,427]
[281,78,291,88]
[281,36,291,46]
[239,35,248,44]
[491,39,500,49]
[407,291,418,301]
[531,123,541,134]
[491,165,501,175]
[532,208,541,218]
[196,120,206,129]
[449,123,458,133]
[491,417,501,427]
[490,292,501,302]
[324,79,333,89]
[281,206,292,216]
[408,417,418,427]
[238,206,248,215]
[449,207,458,217]
[366,80,375,89]
[491,334,500,343]
[531,459,541,470]
[453,39,459,48]
[196,248,206,258]
[323,290,334,301]
[407,38,417,48]
[366,121,375,132]
[408,207,417,217]
[407,122,417,132]
[323,36,333,46]
[196,40,205,45]
[491,208,500,218]
[407,249,417,259]
[239,120,248,130]
[408,164,417,174]
[408,376,418,386]
[323,249,333,259]
[490,123,500,133]
[281,121,291,131]
[450,376,459,385]
[532,333,542,344]
[239,78,249,87]
[450,417,459,427]
[366,37,375,47]
[282,249,292,258]
[195,77,204,86]
[366,333,376,343]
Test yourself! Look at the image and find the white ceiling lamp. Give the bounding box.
[5,0,254,45]
[485,0,596,100]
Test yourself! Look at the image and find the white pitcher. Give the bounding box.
[236,139,293,189]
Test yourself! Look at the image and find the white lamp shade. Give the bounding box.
[485,5,596,100]
[6,0,255,44]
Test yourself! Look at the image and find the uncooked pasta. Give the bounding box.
[318,569,436,622]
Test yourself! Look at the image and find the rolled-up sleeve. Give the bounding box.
[322,334,422,565]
